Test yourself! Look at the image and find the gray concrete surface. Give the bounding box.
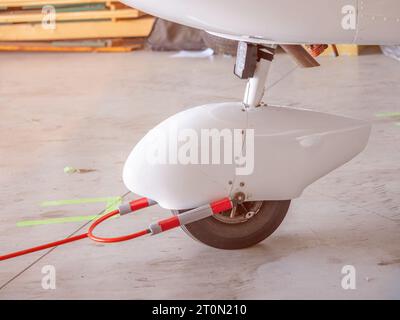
[0,51,399,299]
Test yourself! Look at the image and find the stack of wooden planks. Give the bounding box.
[320,44,379,57]
[0,0,155,52]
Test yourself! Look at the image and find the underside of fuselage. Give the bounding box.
[122,0,400,45]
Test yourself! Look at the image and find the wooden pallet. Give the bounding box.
[0,8,145,23]
[1,0,118,7]
[0,1,155,44]
[0,41,143,52]
[0,17,155,41]
[319,45,381,57]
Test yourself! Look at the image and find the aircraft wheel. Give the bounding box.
[173,200,291,250]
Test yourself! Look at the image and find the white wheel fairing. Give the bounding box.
[123,103,371,210]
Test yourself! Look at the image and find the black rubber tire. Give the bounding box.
[177,200,291,250]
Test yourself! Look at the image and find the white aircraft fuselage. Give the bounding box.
[122,0,400,45]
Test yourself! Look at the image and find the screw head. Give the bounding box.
[245,211,255,219]
[234,192,246,204]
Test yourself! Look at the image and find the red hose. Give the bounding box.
[0,233,88,261]
[87,209,150,243]
[0,206,150,262]
[1,197,229,261]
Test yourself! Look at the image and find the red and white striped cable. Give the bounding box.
[0,197,233,261]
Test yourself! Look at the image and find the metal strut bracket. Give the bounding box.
[234,42,275,79]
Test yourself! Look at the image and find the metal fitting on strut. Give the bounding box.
[234,42,275,79]
[233,192,246,205]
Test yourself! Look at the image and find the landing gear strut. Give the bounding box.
[235,42,276,108]
[175,42,291,250]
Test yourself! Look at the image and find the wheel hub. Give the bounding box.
[212,201,263,224]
